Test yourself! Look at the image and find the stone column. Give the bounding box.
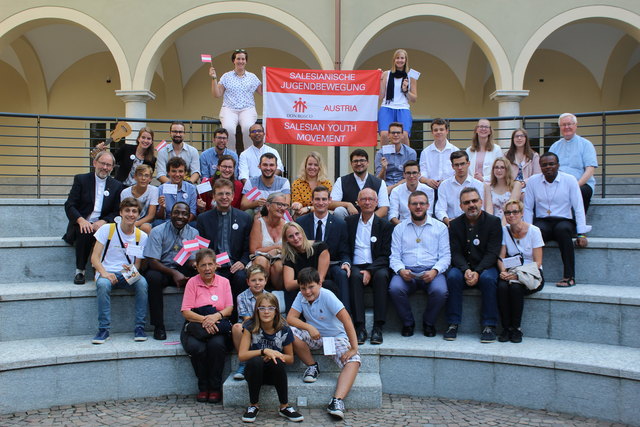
[489,90,529,147]
[115,90,156,143]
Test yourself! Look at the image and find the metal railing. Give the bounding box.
[0,110,638,198]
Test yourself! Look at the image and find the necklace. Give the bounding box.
[411,222,426,243]
[543,180,559,215]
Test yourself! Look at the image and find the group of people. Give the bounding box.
[61,46,597,423]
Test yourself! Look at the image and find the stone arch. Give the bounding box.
[134,1,333,89]
[342,3,512,90]
[513,5,640,91]
[0,6,131,90]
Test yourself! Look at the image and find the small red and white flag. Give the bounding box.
[155,140,168,151]
[183,239,200,252]
[173,248,190,266]
[201,54,212,63]
[283,210,293,222]
[245,187,262,201]
[216,252,230,265]
[196,236,210,249]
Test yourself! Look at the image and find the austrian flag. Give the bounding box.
[183,239,200,252]
[245,187,262,201]
[216,252,230,265]
[196,236,210,249]
[173,248,190,266]
[155,140,168,151]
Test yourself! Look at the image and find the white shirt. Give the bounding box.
[353,214,373,265]
[120,185,159,219]
[238,144,284,181]
[390,215,450,274]
[523,172,591,234]
[89,175,107,222]
[502,224,544,265]
[419,140,458,181]
[466,144,504,182]
[331,173,390,207]
[94,223,148,278]
[434,174,485,221]
[389,182,434,222]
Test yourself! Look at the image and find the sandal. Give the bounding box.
[556,277,576,287]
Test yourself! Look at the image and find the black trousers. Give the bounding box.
[497,277,544,329]
[73,225,95,270]
[534,217,576,278]
[580,183,593,214]
[216,266,247,320]
[245,356,288,405]
[180,328,228,392]
[145,265,196,327]
[349,264,389,328]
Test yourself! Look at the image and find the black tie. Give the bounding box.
[315,220,323,241]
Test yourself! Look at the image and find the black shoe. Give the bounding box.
[443,324,458,341]
[401,324,414,337]
[73,273,85,285]
[356,327,367,345]
[370,326,383,345]
[154,326,167,341]
[498,328,511,342]
[480,326,497,343]
[423,323,436,337]
[510,328,523,343]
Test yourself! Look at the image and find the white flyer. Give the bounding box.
[163,184,178,195]
[408,69,421,80]
[322,337,336,355]
[196,181,212,195]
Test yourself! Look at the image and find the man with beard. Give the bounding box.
[63,150,123,284]
[199,127,239,179]
[524,152,589,288]
[156,122,200,184]
[143,202,199,340]
[330,149,390,220]
[445,187,502,342]
[240,152,290,216]
[237,123,283,182]
[388,191,450,338]
[197,178,253,308]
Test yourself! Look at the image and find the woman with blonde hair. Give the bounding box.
[488,157,522,224]
[290,152,332,217]
[466,119,504,182]
[378,49,418,146]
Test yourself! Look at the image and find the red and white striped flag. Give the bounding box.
[245,187,262,201]
[196,236,210,249]
[155,140,168,151]
[183,239,199,252]
[173,248,190,266]
[283,210,293,222]
[201,54,212,63]
[216,252,230,265]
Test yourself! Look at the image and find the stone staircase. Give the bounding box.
[0,198,639,425]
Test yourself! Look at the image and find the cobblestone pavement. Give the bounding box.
[0,394,629,426]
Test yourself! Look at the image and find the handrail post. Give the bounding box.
[36,116,41,199]
[601,112,606,198]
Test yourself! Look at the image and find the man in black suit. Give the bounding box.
[196,178,252,304]
[346,188,392,345]
[296,185,352,312]
[63,151,123,284]
[445,187,502,343]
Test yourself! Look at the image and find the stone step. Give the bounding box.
[1,332,638,424]
[363,283,640,347]
[222,372,382,409]
[3,280,639,349]
[542,237,640,284]
[586,198,640,238]
[0,199,67,237]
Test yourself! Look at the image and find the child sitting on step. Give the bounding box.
[286,267,360,421]
[238,292,303,423]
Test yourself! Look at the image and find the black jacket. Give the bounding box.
[449,212,502,274]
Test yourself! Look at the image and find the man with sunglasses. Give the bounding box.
[237,123,283,183]
[445,187,502,343]
[374,122,416,193]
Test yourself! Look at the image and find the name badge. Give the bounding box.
[211,295,219,302]
[370,236,377,243]
[473,238,480,246]
[232,223,239,230]
[130,154,136,160]
[126,245,144,257]
[103,190,110,197]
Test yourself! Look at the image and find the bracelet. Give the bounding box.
[212,75,217,80]
[577,234,586,238]
[261,348,265,356]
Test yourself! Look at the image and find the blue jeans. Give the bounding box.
[96,272,148,330]
[445,267,498,327]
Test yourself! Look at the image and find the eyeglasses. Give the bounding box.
[504,210,521,216]
[389,131,402,135]
[96,161,114,168]
[351,159,367,164]
[409,201,428,207]
[560,123,575,127]
[171,130,185,134]
[477,125,491,130]
[250,129,264,134]
[514,134,526,139]
[358,197,376,203]
[270,201,290,209]
[218,165,234,170]
[215,191,233,197]
[215,136,228,140]
[404,171,420,176]
[461,198,480,205]
[257,306,276,312]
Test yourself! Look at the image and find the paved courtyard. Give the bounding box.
[0,394,629,426]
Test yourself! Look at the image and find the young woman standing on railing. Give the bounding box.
[209,49,263,152]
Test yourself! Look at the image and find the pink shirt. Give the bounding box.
[181,274,233,312]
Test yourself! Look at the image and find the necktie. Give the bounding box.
[315,220,323,241]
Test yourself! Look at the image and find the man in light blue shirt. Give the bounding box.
[199,128,239,179]
[549,113,598,212]
[375,122,416,191]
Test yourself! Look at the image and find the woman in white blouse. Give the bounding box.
[496,199,544,343]
[209,49,262,151]
[466,119,504,182]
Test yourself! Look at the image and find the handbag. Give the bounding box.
[503,226,543,291]
[184,305,232,339]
